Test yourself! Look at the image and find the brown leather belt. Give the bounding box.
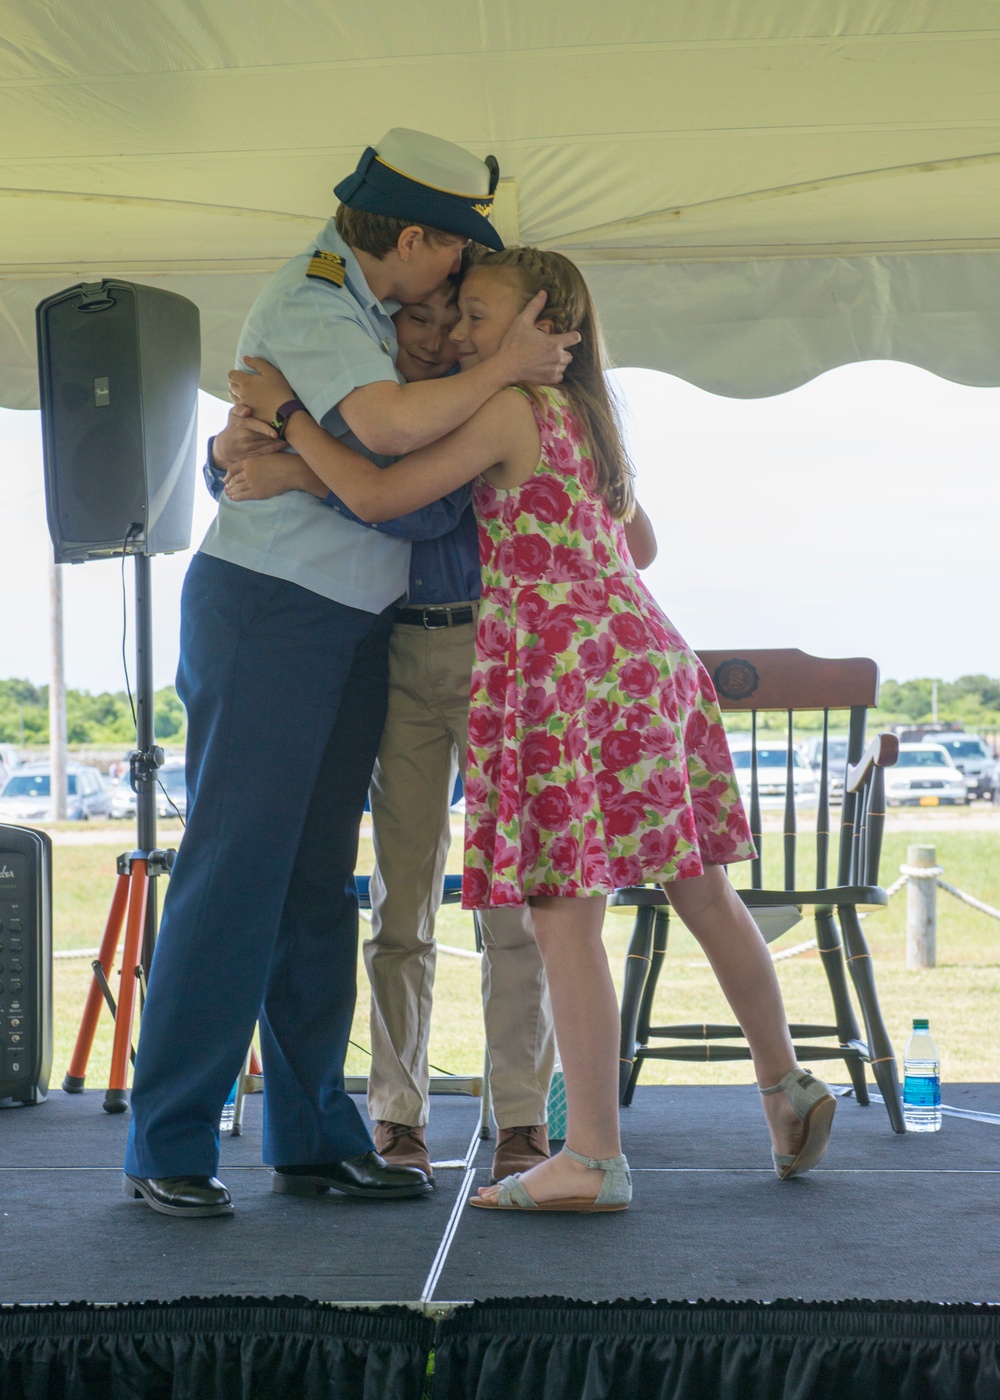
[396,604,475,629]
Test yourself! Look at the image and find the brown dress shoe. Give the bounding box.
[491,1124,550,1183]
[373,1121,433,1180]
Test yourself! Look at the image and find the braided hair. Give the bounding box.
[476,247,635,520]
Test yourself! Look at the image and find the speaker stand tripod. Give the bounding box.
[62,553,176,1112]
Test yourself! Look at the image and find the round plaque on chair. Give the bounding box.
[713,658,760,702]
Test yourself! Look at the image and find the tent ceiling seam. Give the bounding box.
[3,124,997,167]
[0,262,289,276]
[0,187,319,222]
[553,149,1000,246]
[564,240,1000,263]
[4,28,1000,87]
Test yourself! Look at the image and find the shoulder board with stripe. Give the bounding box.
[306,250,346,287]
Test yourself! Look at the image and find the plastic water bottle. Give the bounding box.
[219,1078,238,1134]
[903,1018,942,1133]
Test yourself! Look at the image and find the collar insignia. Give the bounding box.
[306,250,346,287]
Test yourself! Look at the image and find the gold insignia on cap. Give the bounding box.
[472,201,494,217]
[306,250,346,287]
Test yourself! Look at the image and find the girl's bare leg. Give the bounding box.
[662,864,806,1157]
[476,893,620,1205]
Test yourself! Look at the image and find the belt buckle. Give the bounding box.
[424,609,449,629]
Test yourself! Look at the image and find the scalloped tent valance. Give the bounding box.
[3,1,1000,406]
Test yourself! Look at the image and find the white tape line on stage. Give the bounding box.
[420,1119,483,1304]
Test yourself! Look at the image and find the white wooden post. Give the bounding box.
[905,844,938,969]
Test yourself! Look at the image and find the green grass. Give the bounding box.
[46,815,1000,1094]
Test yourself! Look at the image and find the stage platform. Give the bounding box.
[2,1083,999,1308]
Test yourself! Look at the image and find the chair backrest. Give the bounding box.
[696,648,891,894]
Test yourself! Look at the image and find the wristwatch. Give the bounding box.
[271,398,306,439]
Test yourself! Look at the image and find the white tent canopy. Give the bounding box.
[3,1,1000,406]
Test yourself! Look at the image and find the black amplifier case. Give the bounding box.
[0,825,53,1106]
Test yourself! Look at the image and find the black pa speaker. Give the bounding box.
[0,825,52,1107]
[36,280,201,563]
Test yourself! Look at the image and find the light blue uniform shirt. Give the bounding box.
[199,223,410,613]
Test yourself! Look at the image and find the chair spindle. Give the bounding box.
[749,710,762,889]
[864,763,887,886]
[783,708,796,890]
[816,709,830,890]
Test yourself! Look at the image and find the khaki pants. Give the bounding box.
[364,610,555,1128]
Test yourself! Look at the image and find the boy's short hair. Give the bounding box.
[335,204,453,260]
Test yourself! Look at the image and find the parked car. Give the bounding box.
[920,732,996,800]
[109,760,187,820]
[729,742,820,808]
[803,736,851,803]
[0,762,111,822]
[0,744,20,785]
[885,743,967,807]
[156,762,187,820]
[108,770,138,819]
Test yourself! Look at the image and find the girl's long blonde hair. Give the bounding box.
[476,247,635,520]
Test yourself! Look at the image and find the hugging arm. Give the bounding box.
[229,356,531,522]
[281,393,520,521]
[210,404,472,539]
[337,292,579,455]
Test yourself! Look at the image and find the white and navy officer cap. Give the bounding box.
[334,128,503,251]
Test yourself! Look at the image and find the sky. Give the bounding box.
[1,360,998,697]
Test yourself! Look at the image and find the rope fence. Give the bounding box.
[936,879,1000,922]
[772,842,999,966]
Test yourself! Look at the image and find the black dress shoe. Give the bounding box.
[124,1173,234,1218]
[271,1151,431,1200]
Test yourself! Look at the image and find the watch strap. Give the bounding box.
[271,398,306,439]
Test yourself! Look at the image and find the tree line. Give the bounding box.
[1,673,998,751]
[0,679,186,748]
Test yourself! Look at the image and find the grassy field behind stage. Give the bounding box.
[45,811,1000,1110]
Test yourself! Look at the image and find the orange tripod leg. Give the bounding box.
[62,872,131,1093]
[104,859,150,1113]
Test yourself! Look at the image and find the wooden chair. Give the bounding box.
[615,648,905,1133]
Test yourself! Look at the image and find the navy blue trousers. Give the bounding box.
[125,554,396,1178]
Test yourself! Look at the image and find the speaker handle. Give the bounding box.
[76,281,117,312]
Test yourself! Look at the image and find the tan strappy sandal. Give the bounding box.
[469,1146,632,1212]
[760,1067,836,1180]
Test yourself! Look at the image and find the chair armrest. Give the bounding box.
[846,733,898,794]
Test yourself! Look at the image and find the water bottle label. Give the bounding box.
[903,1075,940,1108]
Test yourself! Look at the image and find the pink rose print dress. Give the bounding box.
[461,386,755,910]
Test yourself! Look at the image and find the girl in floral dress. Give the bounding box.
[229,248,836,1214]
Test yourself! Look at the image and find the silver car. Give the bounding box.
[729,742,820,808]
[155,763,187,820]
[803,735,851,804]
[0,762,111,822]
[108,761,186,820]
